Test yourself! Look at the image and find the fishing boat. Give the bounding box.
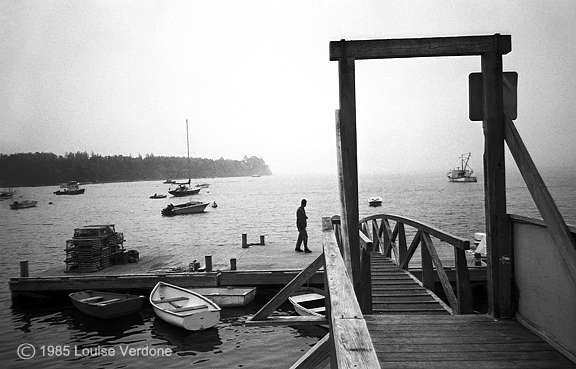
[289,287,326,317]
[192,287,257,307]
[54,181,86,195]
[9,200,37,209]
[369,196,383,207]
[447,153,477,182]
[69,290,144,319]
[150,193,167,199]
[195,183,210,188]
[168,120,201,197]
[161,200,210,216]
[150,281,221,331]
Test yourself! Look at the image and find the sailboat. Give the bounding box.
[168,119,201,197]
[447,153,477,182]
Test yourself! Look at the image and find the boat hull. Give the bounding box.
[162,201,209,216]
[447,177,477,182]
[168,187,201,196]
[54,189,86,195]
[9,200,37,209]
[69,291,144,319]
[193,287,257,307]
[150,282,221,331]
[289,287,325,317]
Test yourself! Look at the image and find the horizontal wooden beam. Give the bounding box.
[330,34,511,60]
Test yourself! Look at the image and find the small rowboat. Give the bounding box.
[150,194,167,199]
[69,290,144,319]
[193,286,256,307]
[150,281,221,331]
[289,287,326,317]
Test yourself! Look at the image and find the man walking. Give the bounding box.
[295,199,311,253]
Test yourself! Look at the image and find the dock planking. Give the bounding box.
[366,254,576,368]
[9,241,326,297]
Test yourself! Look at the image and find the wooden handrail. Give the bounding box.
[359,214,474,314]
[322,217,380,368]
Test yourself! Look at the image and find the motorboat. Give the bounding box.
[54,181,86,195]
[150,281,221,331]
[161,200,210,216]
[9,200,37,209]
[369,196,383,207]
[150,193,167,199]
[69,290,144,319]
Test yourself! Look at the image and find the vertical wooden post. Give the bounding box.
[205,255,212,273]
[481,34,512,318]
[230,258,237,271]
[398,222,407,265]
[260,235,265,245]
[20,260,29,277]
[335,39,361,306]
[242,234,248,248]
[420,238,434,290]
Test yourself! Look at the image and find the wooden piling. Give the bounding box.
[242,234,248,248]
[205,255,212,272]
[20,260,29,277]
[260,235,265,245]
[230,258,237,271]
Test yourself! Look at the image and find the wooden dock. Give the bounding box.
[367,253,576,368]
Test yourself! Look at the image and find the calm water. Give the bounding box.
[1,171,575,368]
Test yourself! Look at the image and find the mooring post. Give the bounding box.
[242,233,248,248]
[260,235,265,245]
[230,258,237,271]
[205,255,212,272]
[20,260,29,277]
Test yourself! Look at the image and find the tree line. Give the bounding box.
[0,152,272,186]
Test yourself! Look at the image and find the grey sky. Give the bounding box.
[1,1,574,175]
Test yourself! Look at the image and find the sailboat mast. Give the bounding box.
[186,119,190,181]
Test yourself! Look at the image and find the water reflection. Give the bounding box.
[152,317,222,356]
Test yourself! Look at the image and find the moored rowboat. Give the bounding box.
[193,286,257,307]
[69,290,144,319]
[150,281,221,331]
[289,287,326,317]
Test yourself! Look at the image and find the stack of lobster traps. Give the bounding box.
[65,224,124,273]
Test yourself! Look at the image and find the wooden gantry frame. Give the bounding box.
[331,34,513,318]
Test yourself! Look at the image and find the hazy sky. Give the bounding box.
[1,1,575,175]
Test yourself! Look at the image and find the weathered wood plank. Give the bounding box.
[329,34,511,60]
[322,217,381,368]
[482,44,509,318]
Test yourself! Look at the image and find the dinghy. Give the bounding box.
[150,281,221,331]
[289,287,326,317]
[69,290,144,319]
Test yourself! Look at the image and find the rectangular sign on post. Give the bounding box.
[469,72,517,121]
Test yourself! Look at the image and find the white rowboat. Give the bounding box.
[150,281,221,331]
[289,287,326,317]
